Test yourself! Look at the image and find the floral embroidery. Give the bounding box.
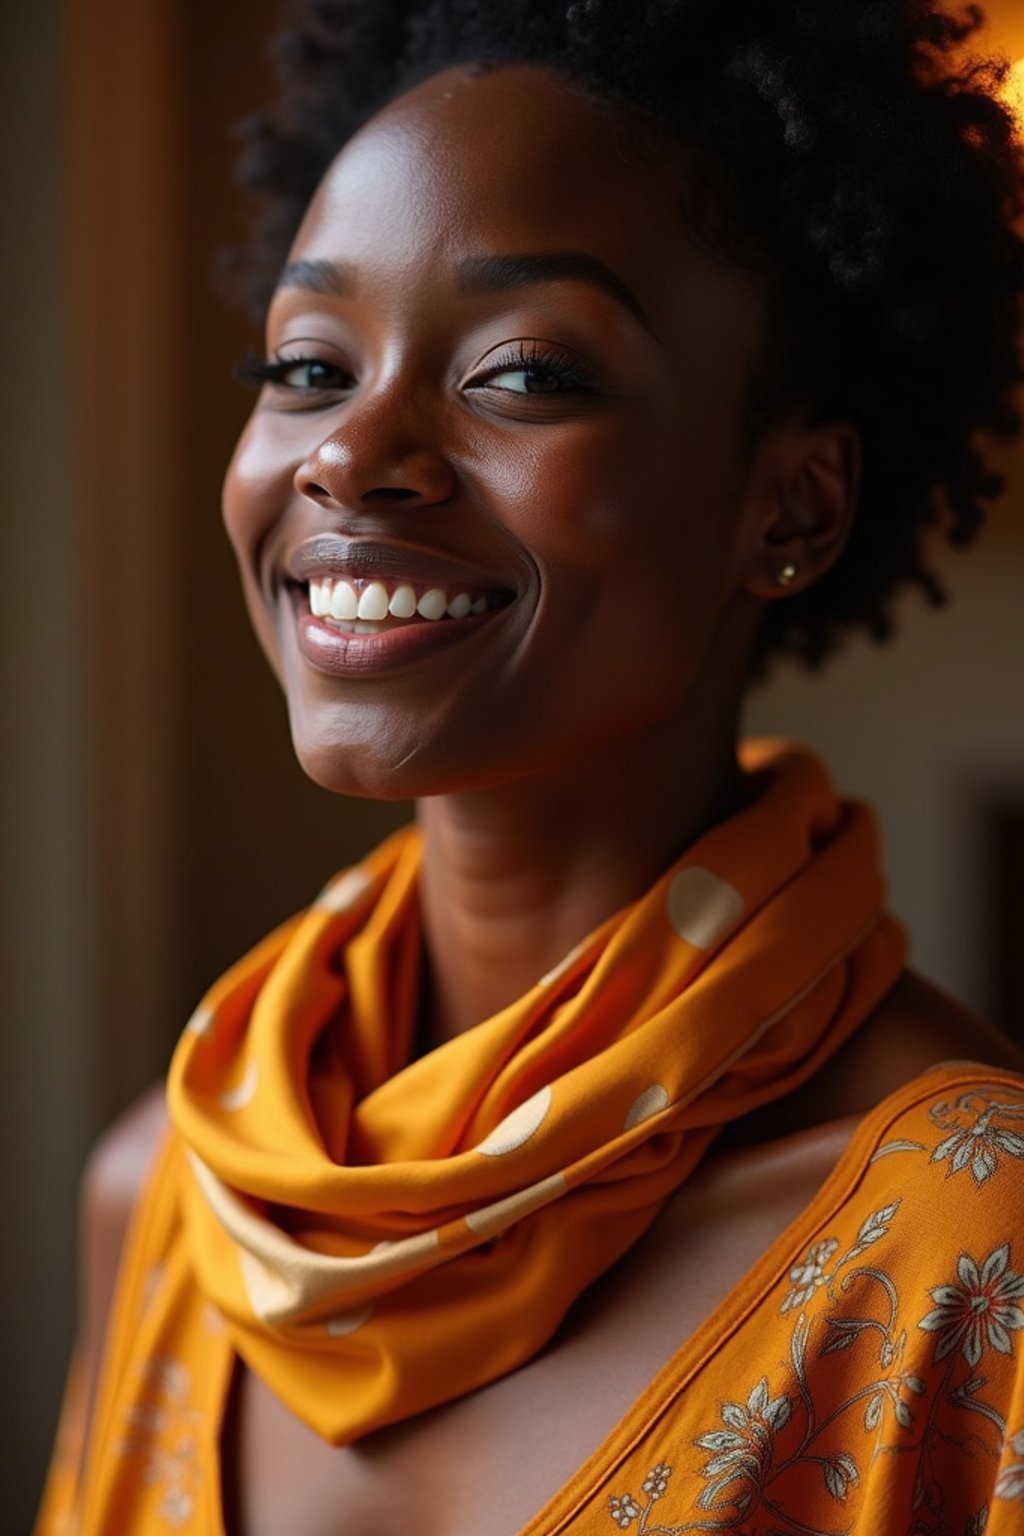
[607,1469,676,1533]
[641,1463,671,1500]
[918,1244,1024,1367]
[995,1427,1024,1501]
[781,1238,839,1313]
[694,1376,791,1516]
[928,1091,1024,1187]
[116,1356,201,1527]
[822,1451,860,1503]
[608,1492,643,1528]
[604,1182,1024,1535]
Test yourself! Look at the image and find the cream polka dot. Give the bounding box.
[666,866,743,949]
[325,1304,374,1338]
[202,1303,227,1335]
[316,867,374,914]
[539,940,588,989]
[141,1263,167,1313]
[366,1231,442,1271]
[465,1172,568,1238]
[624,1084,671,1131]
[192,1149,444,1325]
[475,1086,553,1157]
[239,1249,295,1322]
[185,1003,214,1038]
[218,1059,258,1112]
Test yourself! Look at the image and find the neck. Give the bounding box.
[414,701,748,1054]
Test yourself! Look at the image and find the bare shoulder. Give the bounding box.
[82,1079,170,1222]
[77,1082,170,1453]
[727,969,1024,1147]
[832,967,1024,1102]
[80,1079,170,1345]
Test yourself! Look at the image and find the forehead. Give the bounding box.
[286,63,764,344]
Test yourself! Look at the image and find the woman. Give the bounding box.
[37,2,1024,1533]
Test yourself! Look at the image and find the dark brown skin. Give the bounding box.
[222,64,859,1044]
[75,65,1024,1535]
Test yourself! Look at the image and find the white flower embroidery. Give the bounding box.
[781,1238,839,1313]
[608,1493,642,1528]
[919,1243,1024,1367]
[117,1355,201,1528]
[641,1462,671,1500]
[694,1377,791,1511]
[996,1427,1024,1501]
[929,1095,1024,1187]
[158,1486,195,1527]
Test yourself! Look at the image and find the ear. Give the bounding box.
[735,420,861,600]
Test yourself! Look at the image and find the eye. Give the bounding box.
[482,364,571,396]
[467,341,595,398]
[234,352,354,394]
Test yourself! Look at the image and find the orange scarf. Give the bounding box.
[36,737,915,1536]
[158,738,905,1446]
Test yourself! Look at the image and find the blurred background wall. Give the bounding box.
[2,1,1023,1530]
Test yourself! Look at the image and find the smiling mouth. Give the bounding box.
[288,575,515,634]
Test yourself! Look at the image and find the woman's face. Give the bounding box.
[223,64,773,800]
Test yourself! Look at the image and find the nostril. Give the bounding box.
[363,487,420,502]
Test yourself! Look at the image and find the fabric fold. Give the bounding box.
[156,737,906,1443]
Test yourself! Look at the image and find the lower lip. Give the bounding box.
[292,596,510,677]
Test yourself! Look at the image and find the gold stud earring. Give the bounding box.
[775,563,798,587]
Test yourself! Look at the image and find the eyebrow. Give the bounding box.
[277,258,357,296]
[455,253,656,336]
[276,251,656,335]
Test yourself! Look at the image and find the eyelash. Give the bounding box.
[233,354,351,391]
[473,341,595,394]
[233,342,595,397]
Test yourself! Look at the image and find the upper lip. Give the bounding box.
[285,535,516,594]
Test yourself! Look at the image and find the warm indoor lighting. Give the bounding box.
[1003,57,1024,133]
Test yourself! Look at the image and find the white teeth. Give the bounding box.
[329,581,358,621]
[417,588,448,621]
[388,584,418,619]
[357,581,389,621]
[307,576,503,624]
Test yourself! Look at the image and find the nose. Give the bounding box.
[294,385,457,511]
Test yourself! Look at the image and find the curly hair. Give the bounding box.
[229,0,1024,670]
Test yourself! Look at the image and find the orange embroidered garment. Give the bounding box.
[39,741,1024,1533]
[37,1065,1024,1534]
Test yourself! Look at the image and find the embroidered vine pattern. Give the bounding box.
[605,1201,906,1534]
[928,1092,1024,1187]
[116,1356,202,1528]
[605,1163,1024,1534]
[870,1089,1024,1189]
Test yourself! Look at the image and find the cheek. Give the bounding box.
[472,413,737,734]
[221,417,296,680]
[481,401,736,593]
[221,415,292,566]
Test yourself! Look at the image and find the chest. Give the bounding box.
[220,1125,853,1536]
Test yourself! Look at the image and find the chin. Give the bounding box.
[287,718,460,802]
[290,733,416,802]
[288,713,546,803]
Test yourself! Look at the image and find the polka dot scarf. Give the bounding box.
[165,738,906,1445]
